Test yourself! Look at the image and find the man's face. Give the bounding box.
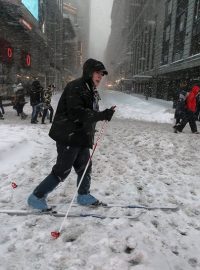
[92,71,104,87]
[180,81,187,88]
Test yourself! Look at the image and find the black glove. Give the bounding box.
[101,108,115,121]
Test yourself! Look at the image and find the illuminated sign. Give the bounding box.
[26,53,31,66]
[19,18,32,31]
[7,47,13,58]
[21,50,31,68]
[22,0,38,20]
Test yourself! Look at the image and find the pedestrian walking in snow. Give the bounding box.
[30,80,43,124]
[28,58,115,210]
[174,84,200,134]
[173,80,189,126]
[0,95,4,120]
[13,83,27,119]
[41,84,54,124]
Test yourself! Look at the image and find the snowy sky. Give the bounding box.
[0,90,200,270]
[89,0,113,61]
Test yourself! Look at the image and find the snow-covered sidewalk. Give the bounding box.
[0,90,199,270]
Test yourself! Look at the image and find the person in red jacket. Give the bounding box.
[174,84,200,134]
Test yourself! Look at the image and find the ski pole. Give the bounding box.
[51,118,111,239]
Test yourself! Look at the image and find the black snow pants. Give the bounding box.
[176,110,197,133]
[33,143,92,198]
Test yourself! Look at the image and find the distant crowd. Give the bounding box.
[0,80,55,124]
[1,79,200,134]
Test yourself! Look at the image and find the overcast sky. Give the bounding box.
[89,0,113,62]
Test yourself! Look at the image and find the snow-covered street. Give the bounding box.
[0,90,200,270]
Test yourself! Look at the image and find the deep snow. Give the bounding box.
[0,90,200,270]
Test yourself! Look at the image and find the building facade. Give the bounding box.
[63,0,91,67]
[0,0,47,95]
[42,0,64,89]
[105,0,130,84]
[0,0,66,96]
[106,0,200,100]
[63,2,77,82]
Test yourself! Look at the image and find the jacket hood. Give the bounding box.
[32,80,43,92]
[82,58,108,82]
[191,85,200,95]
[32,80,41,88]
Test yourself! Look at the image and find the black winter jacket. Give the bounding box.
[30,84,43,106]
[49,78,105,148]
[49,59,108,148]
[15,89,26,104]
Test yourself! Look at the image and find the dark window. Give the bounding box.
[194,0,200,21]
[146,26,152,70]
[165,0,172,25]
[165,25,171,41]
[165,0,172,18]
[191,0,200,55]
[172,0,188,61]
[141,31,145,72]
[167,0,172,15]
[162,3,171,65]
[135,40,139,74]
[162,41,170,64]
[151,17,157,69]
[138,34,143,72]
[176,0,188,15]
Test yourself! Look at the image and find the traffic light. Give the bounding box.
[21,50,31,68]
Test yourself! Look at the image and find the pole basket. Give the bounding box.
[51,231,60,239]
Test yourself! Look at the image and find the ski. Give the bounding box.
[103,204,180,211]
[51,203,180,212]
[0,209,142,220]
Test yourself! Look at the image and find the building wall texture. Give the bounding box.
[0,0,64,95]
[64,0,91,65]
[106,0,200,100]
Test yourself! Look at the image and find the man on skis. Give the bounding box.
[28,58,115,210]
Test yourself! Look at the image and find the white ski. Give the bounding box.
[0,209,143,220]
[50,203,180,212]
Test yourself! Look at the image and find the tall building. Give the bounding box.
[63,0,91,66]
[0,0,48,95]
[0,0,64,95]
[42,0,64,89]
[105,0,130,83]
[106,0,200,100]
[63,2,77,81]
